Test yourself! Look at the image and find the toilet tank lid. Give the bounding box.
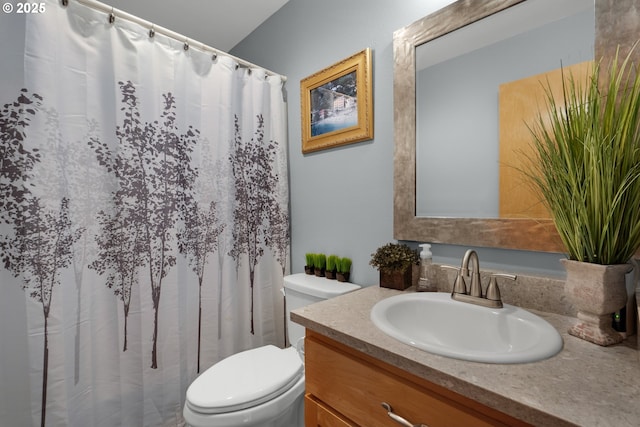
[284,273,361,299]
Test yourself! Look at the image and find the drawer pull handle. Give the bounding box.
[381,402,428,427]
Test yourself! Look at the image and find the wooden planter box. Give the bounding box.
[379,268,412,290]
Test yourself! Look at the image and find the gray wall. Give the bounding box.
[232,0,577,285]
[0,2,573,290]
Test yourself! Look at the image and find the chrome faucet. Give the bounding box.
[444,249,516,309]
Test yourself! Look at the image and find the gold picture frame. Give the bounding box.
[300,48,373,153]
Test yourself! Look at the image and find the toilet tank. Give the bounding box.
[283,273,361,345]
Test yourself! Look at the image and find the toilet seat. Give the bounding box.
[185,345,303,415]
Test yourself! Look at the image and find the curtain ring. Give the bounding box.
[61,0,68,6]
[108,9,115,24]
[183,40,189,51]
[212,53,217,61]
[149,25,155,38]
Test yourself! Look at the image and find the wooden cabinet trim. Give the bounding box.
[305,394,359,427]
[305,330,531,427]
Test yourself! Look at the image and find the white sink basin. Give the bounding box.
[370,292,563,364]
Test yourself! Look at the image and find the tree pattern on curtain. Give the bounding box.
[228,114,289,335]
[177,199,224,373]
[89,81,200,369]
[2,90,87,427]
[37,108,105,387]
[1,81,288,425]
[1,89,43,257]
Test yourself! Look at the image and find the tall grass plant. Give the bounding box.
[524,49,640,264]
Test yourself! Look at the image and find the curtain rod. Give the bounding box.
[64,0,287,82]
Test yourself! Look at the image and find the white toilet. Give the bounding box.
[183,273,361,427]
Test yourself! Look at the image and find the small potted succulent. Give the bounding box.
[304,253,315,275]
[369,242,419,290]
[325,254,339,280]
[336,257,352,283]
[313,253,326,277]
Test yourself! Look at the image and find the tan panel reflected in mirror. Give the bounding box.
[498,61,593,219]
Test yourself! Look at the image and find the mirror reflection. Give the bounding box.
[415,0,594,218]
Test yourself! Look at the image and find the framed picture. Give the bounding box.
[300,48,373,153]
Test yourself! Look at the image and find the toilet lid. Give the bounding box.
[186,345,303,414]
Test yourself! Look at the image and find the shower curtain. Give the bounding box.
[0,1,289,426]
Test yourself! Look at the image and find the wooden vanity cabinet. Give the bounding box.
[304,330,531,427]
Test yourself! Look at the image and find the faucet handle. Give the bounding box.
[441,265,466,295]
[486,273,516,303]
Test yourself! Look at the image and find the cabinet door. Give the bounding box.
[305,394,358,427]
[305,332,528,427]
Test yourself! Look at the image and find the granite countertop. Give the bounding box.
[291,286,640,427]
